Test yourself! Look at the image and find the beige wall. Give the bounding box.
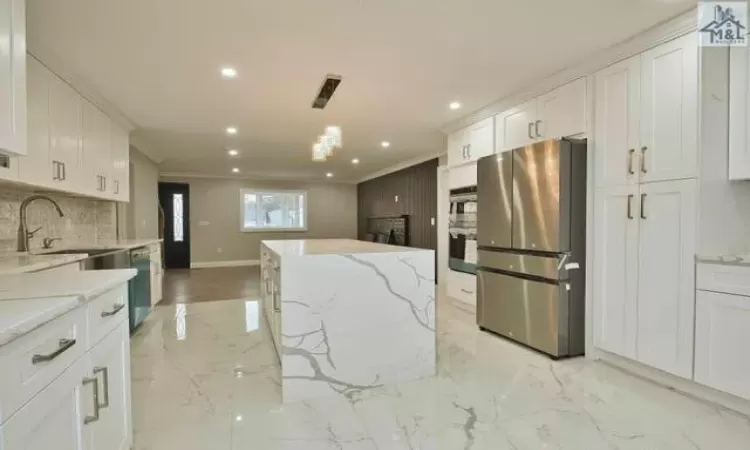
[161,176,358,263]
[124,147,160,240]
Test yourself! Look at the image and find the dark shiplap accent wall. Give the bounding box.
[357,159,438,250]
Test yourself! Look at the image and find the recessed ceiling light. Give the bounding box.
[351,158,360,165]
[232,168,240,173]
[220,67,238,79]
[381,141,391,148]
[227,149,239,156]
[226,126,238,135]
[449,101,462,110]
[326,172,334,178]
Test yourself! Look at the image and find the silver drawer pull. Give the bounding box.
[94,366,110,408]
[101,303,125,317]
[461,289,473,294]
[32,338,76,364]
[83,377,100,424]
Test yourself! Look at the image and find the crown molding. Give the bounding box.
[441,8,698,134]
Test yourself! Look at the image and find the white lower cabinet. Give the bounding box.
[0,357,90,450]
[0,285,132,450]
[88,324,131,450]
[447,270,476,307]
[593,179,697,379]
[695,289,750,401]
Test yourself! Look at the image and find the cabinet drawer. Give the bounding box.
[697,263,750,297]
[87,284,128,345]
[0,307,87,424]
[447,270,476,306]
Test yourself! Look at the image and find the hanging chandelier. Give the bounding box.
[311,126,342,162]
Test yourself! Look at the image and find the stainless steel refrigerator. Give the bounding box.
[476,138,587,358]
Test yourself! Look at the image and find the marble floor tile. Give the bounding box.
[130,294,750,450]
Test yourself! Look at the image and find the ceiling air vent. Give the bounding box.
[312,74,342,109]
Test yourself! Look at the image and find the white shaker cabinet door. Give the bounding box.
[496,99,536,152]
[636,179,696,379]
[639,32,698,183]
[109,124,130,202]
[49,74,83,192]
[81,100,112,198]
[19,55,54,188]
[593,185,639,359]
[694,290,750,401]
[0,357,91,450]
[729,16,750,180]
[537,77,587,141]
[594,56,641,189]
[465,117,494,162]
[0,0,26,157]
[88,324,132,450]
[447,128,467,167]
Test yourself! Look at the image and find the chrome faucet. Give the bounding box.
[17,194,65,252]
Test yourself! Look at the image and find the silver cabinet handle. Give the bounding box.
[641,146,648,174]
[461,288,473,294]
[627,194,633,220]
[102,177,106,192]
[32,338,76,364]
[628,149,635,175]
[101,303,125,317]
[83,377,101,424]
[61,162,66,180]
[93,367,110,408]
[114,180,119,194]
[52,161,61,180]
[466,144,471,159]
[640,193,647,219]
[534,120,542,138]
[527,122,534,140]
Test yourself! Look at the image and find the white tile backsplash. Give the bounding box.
[0,187,117,252]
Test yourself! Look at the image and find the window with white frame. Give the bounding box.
[240,189,307,232]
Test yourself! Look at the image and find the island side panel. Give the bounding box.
[280,250,436,403]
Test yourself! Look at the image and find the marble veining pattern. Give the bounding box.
[130,296,750,450]
[278,250,436,403]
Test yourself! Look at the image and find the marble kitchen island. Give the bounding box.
[260,239,436,403]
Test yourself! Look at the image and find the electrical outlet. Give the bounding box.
[430,217,436,226]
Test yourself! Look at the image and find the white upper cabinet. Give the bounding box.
[635,178,696,379]
[496,99,537,152]
[694,290,750,401]
[19,55,53,188]
[447,117,494,167]
[21,53,131,202]
[49,74,83,192]
[0,0,26,157]
[593,184,639,360]
[639,32,698,183]
[595,32,697,188]
[465,117,494,161]
[594,56,641,188]
[729,9,750,180]
[82,101,112,198]
[537,77,587,141]
[109,125,130,202]
[495,78,587,154]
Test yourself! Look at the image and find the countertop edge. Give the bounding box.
[0,296,81,348]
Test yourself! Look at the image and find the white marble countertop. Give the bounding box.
[0,252,89,275]
[262,239,430,257]
[696,254,750,267]
[0,238,161,275]
[0,269,138,301]
[0,296,81,347]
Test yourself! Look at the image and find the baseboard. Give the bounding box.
[190,260,260,269]
[593,348,750,417]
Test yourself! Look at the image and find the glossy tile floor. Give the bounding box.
[131,271,750,449]
[161,267,260,305]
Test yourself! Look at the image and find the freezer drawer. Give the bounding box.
[477,269,569,357]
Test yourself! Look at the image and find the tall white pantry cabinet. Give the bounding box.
[593,32,698,379]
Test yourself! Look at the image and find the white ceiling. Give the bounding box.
[27,0,694,182]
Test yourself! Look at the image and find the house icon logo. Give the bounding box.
[699,2,748,47]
